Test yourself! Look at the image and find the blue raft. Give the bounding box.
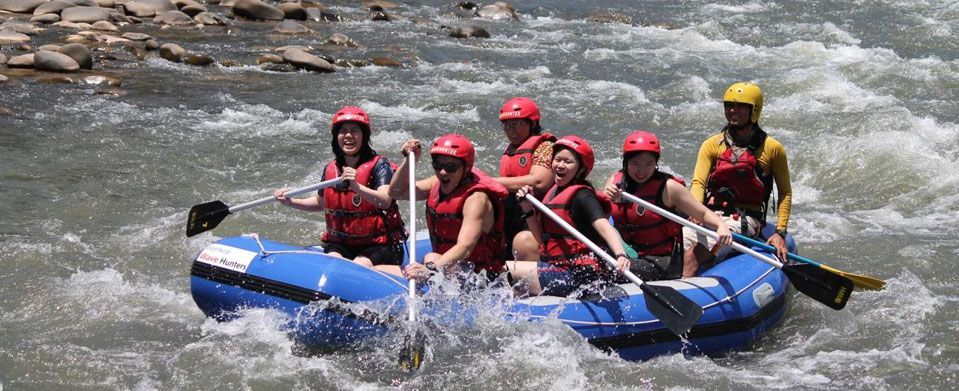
[190,230,794,361]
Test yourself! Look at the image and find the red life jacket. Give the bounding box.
[499,133,556,177]
[706,130,769,207]
[426,168,509,274]
[539,183,612,271]
[321,156,407,246]
[611,171,684,257]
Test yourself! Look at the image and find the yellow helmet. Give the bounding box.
[723,82,763,123]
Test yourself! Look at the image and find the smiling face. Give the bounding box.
[336,123,364,157]
[551,148,581,187]
[432,155,466,195]
[501,119,531,147]
[625,152,658,183]
[724,101,753,129]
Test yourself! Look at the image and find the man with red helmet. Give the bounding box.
[684,82,793,277]
[388,134,509,282]
[493,97,556,262]
[510,135,631,297]
[274,106,407,275]
[603,131,732,281]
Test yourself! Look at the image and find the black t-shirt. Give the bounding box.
[555,186,607,244]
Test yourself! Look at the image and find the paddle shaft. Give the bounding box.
[524,195,646,287]
[618,192,786,269]
[407,155,417,322]
[234,178,342,213]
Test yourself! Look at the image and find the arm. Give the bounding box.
[274,188,325,212]
[766,141,792,260]
[495,164,553,193]
[431,192,492,271]
[689,136,720,203]
[603,172,621,202]
[342,166,393,209]
[387,139,433,201]
[516,185,544,247]
[663,179,732,248]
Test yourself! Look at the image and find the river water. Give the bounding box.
[1,0,957,389]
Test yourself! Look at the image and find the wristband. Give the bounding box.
[521,209,536,219]
[775,229,788,238]
[424,262,438,272]
[615,253,628,259]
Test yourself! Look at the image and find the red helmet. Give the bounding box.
[498,97,541,122]
[623,131,661,155]
[430,134,475,170]
[553,135,594,178]
[331,106,371,130]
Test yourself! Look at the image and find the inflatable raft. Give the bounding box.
[190,229,794,361]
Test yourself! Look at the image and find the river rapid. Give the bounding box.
[1,0,957,389]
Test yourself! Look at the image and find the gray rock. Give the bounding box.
[94,87,126,96]
[154,10,194,25]
[276,2,305,20]
[218,59,240,66]
[476,2,517,20]
[0,29,31,44]
[61,6,111,23]
[232,0,283,21]
[193,11,225,25]
[273,19,309,34]
[33,0,75,15]
[158,42,184,62]
[144,38,159,50]
[58,43,93,69]
[255,53,282,64]
[0,0,46,13]
[0,53,7,64]
[6,53,34,68]
[370,10,391,21]
[281,49,333,73]
[326,32,357,47]
[122,0,175,17]
[365,1,398,9]
[54,20,92,29]
[0,20,38,34]
[91,20,117,30]
[260,62,296,72]
[95,0,113,6]
[66,0,99,6]
[586,12,631,25]
[179,3,205,17]
[449,25,489,38]
[183,52,213,66]
[37,75,76,84]
[81,74,121,86]
[121,32,151,41]
[34,50,81,72]
[126,44,148,60]
[30,13,61,23]
[0,74,8,83]
[371,56,401,67]
[38,44,63,51]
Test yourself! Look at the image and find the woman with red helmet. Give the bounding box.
[603,131,732,281]
[274,106,407,275]
[509,135,631,297]
[493,97,556,263]
[388,134,509,283]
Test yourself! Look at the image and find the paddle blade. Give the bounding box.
[398,329,426,371]
[186,200,231,237]
[641,284,704,336]
[782,263,854,310]
[819,264,886,291]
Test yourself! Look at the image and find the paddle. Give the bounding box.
[398,152,426,371]
[185,178,342,237]
[525,194,704,336]
[731,233,885,291]
[618,192,853,310]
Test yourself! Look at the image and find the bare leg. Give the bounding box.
[682,244,714,278]
[511,230,539,262]
[373,264,403,276]
[509,260,542,297]
[327,251,347,259]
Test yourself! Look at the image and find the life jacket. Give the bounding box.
[321,156,407,246]
[426,168,509,274]
[706,128,773,210]
[539,183,612,271]
[499,133,556,177]
[611,170,684,257]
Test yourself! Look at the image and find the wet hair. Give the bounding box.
[331,122,376,167]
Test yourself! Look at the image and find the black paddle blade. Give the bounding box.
[186,200,231,237]
[782,263,854,310]
[641,284,704,336]
[398,329,426,371]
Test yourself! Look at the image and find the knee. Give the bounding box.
[511,231,538,261]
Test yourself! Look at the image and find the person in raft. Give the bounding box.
[603,131,733,281]
[492,97,556,262]
[684,81,793,277]
[388,134,509,283]
[509,135,631,297]
[274,106,407,275]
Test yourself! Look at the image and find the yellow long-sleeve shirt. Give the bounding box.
[689,130,792,232]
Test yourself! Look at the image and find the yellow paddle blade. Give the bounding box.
[820,264,886,291]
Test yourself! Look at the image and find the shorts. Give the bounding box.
[322,242,403,266]
[682,211,761,260]
[536,261,606,297]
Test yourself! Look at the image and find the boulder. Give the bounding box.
[260,62,295,72]
[54,21,92,29]
[183,52,213,66]
[276,2,305,20]
[33,0,76,15]
[6,53,34,68]
[364,1,398,9]
[370,10,392,21]
[273,19,309,34]
[232,0,283,20]
[255,53,282,64]
[126,44,148,60]
[121,32,151,40]
[179,3,205,17]
[0,0,46,13]
[34,50,81,72]
[158,42,184,62]
[154,10,194,25]
[0,29,31,44]
[58,42,93,69]
[0,20,38,34]
[449,25,489,38]
[0,53,7,64]
[326,32,357,47]
[193,11,225,25]
[66,0,99,6]
[476,1,517,20]
[281,48,333,73]
[370,56,401,67]
[144,38,159,50]
[30,14,61,23]
[122,0,176,17]
[91,20,117,30]
[61,6,111,23]
[95,0,113,6]
[38,44,63,51]
[586,12,631,25]
[0,74,8,83]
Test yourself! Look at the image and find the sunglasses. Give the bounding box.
[431,160,463,173]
